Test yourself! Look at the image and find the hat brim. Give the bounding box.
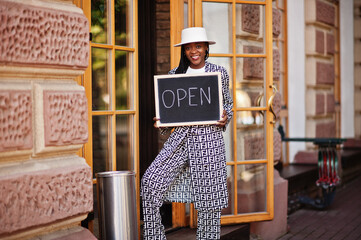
[174,40,216,47]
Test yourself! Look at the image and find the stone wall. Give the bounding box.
[305,0,338,139]
[156,0,171,75]
[355,0,361,138]
[0,0,94,239]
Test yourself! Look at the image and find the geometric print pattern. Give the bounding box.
[164,165,193,203]
[196,210,221,240]
[141,62,233,239]
[187,125,228,210]
[142,197,167,239]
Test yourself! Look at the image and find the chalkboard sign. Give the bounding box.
[154,72,223,127]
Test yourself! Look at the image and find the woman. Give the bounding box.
[141,27,233,240]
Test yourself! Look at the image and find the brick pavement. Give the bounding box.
[278,175,361,240]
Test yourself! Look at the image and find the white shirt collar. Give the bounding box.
[186,66,206,74]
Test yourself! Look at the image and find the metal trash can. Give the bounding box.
[96,171,138,240]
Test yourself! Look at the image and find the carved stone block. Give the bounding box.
[316,62,334,85]
[273,8,281,38]
[242,130,282,161]
[0,0,89,69]
[316,93,325,115]
[243,57,264,80]
[0,90,32,153]
[243,46,263,80]
[242,5,260,34]
[242,46,279,81]
[326,93,335,113]
[244,134,264,160]
[273,49,280,80]
[34,83,88,155]
[326,33,335,55]
[0,163,92,235]
[43,91,88,146]
[316,121,336,138]
[316,30,325,54]
[316,0,335,26]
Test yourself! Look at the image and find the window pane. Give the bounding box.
[93,115,111,177]
[276,0,285,10]
[115,51,132,110]
[221,165,234,216]
[236,4,265,54]
[207,57,233,85]
[277,41,283,73]
[236,164,267,214]
[236,57,265,108]
[236,113,266,161]
[278,9,284,39]
[92,47,110,110]
[116,115,133,171]
[184,2,188,28]
[115,0,132,46]
[203,2,232,54]
[91,0,109,44]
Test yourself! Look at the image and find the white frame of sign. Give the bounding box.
[154,72,223,127]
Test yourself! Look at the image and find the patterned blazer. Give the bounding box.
[162,61,234,210]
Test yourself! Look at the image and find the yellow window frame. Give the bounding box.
[73,0,140,237]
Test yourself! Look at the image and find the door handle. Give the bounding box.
[268,85,278,124]
[255,92,264,118]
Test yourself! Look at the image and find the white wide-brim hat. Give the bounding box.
[174,27,216,47]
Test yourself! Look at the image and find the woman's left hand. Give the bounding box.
[217,110,228,127]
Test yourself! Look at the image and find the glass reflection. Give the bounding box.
[92,48,110,110]
[276,8,283,39]
[273,48,281,81]
[221,165,234,216]
[92,185,100,239]
[115,0,132,46]
[235,57,265,108]
[237,57,265,82]
[236,112,266,161]
[235,4,265,54]
[236,164,267,214]
[92,115,110,177]
[278,41,284,72]
[91,0,108,44]
[115,51,131,110]
[116,115,133,171]
[235,87,264,109]
[276,0,285,8]
[203,2,232,54]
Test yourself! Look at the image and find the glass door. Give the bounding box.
[171,0,275,225]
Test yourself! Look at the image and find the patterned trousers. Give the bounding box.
[141,137,221,239]
[142,199,221,240]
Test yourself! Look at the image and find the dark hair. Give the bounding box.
[175,43,209,74]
